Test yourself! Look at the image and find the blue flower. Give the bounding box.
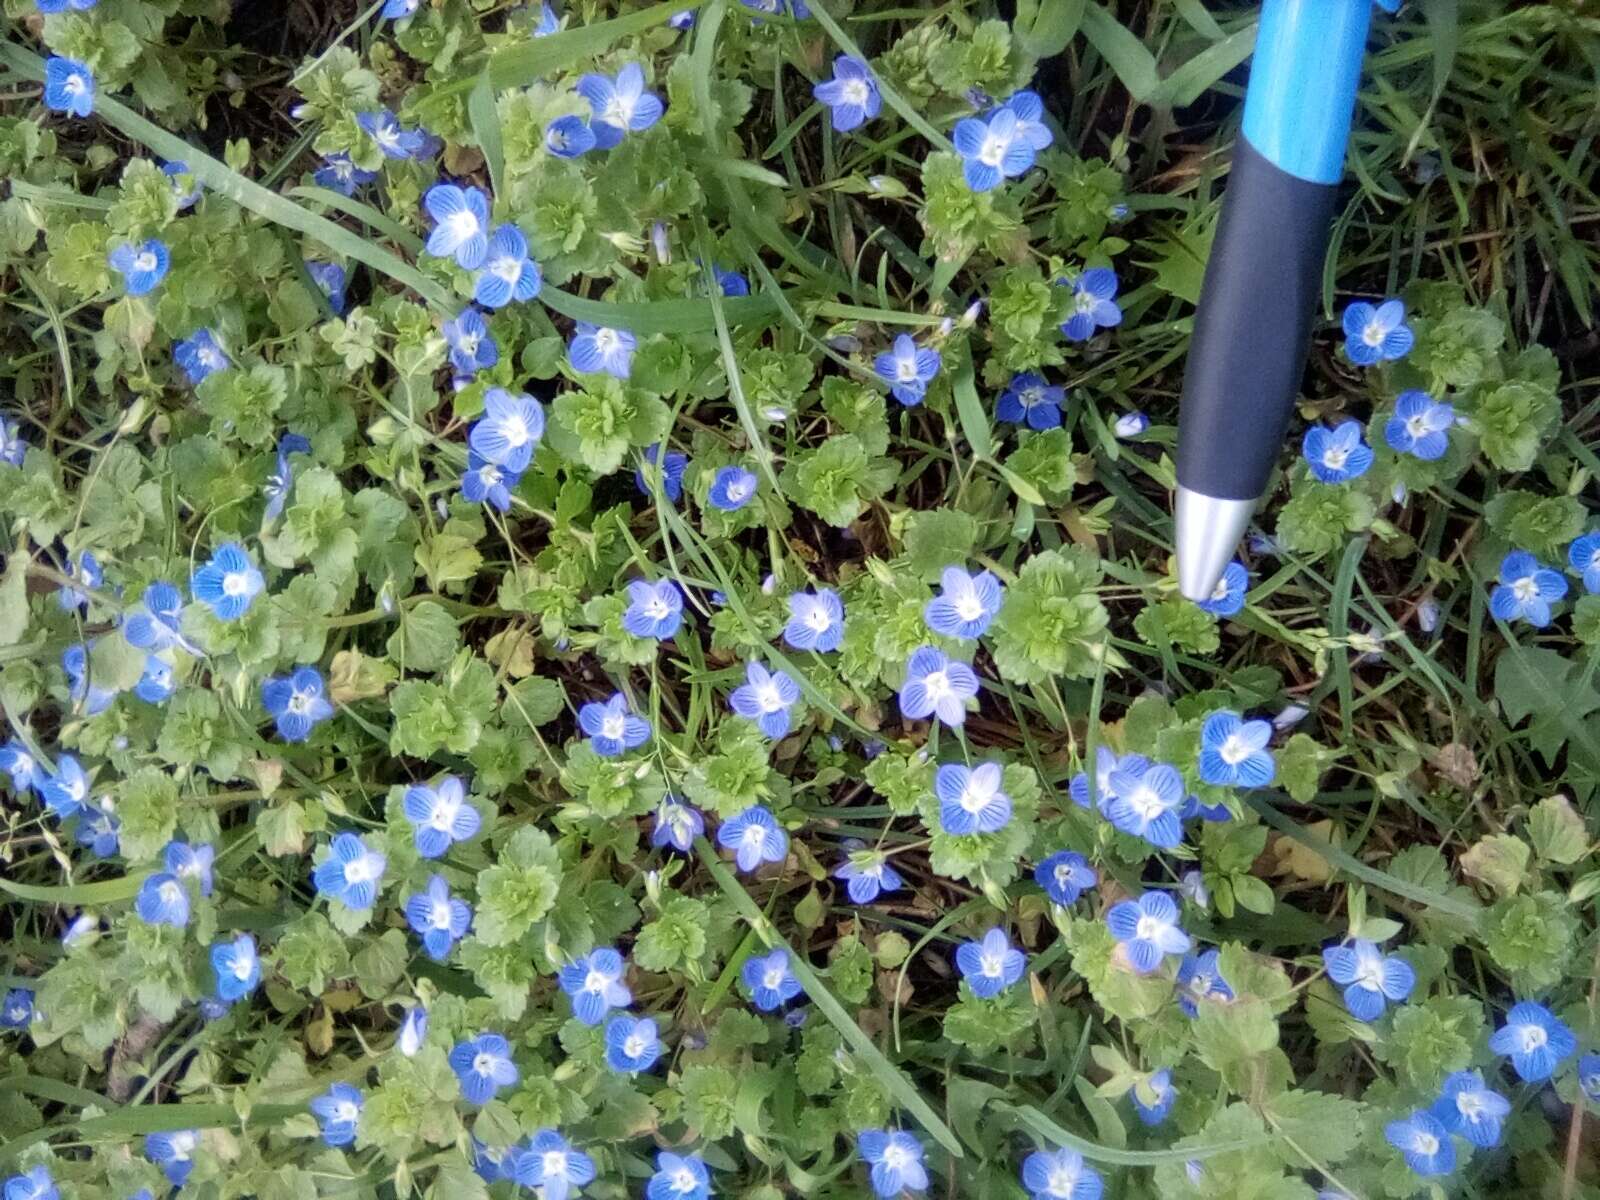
[1489,1001,1576,1082]
[717,804,789,872]
[2,1169,57,1200]
[265,432,311,520]
[61,913,99,948]
[1175,949,1233,1017]
[474,224,542,308]
[312,152,377,196]
[1384,391,1453,461]
[935,761,1011,835]
[382,0,417,17]
[0,414,26,467]
[403,775,481,858]
[38,0,100,9]
[669,10,695,29]
[647,1152,711,1200]
[0,740,38,796]
[532,3,559,35]
[709,465,758,511]
[76,805,120,857]
[357,108,425,159]
[165,839,215,896]
[108,239,170,296]
[1302,420,1374,483]
[834,841,903,904]
[261,666,335,742]
[469,387,545,472]
[634,443,687,503]
[43,57,94,117]
[461,453,521,512]
[605,1015,662,1073]
[857,1130,928,1198]
[899,645,979,727]
[162,160,201,208]
[729,661,801,738]
[873,333,941,406]
[651,797,705,852]
[449,1033,519,1104]
[192,542,267,620]
[569,322,636,377]
[740,947,802,1011]
[0,988,33,1030]
[442,307,498,375]
[708,263,749,296]
[1068,745,1142,813]
[307,260,347,314]
[784,588,844,651]
[173,328,230,385]
[511,1130,596,1200]
[924,566,1003,640]
[424,183,491,270]
[309,1083,364,1147]
[39,754,90,820]
[996,372,1064,430]
[956,927,1025,998]
[1384,1110,1454,1177]
[578,692,651,757]
[999,90,1054,152]
[1579,1052,1600,1104]
[1489,550,1567,627]
[1132,1070,1176,1126]
[1569,533,1600,595]
[1034,850,1097,906]
[1104,760,1185,849]
[405,875,472,961]
[1021,1148,1101,1200]
[622,578,685,642]
[212,934,259,998]
[1321,939,1415,1021]
[1195,560,1248,616]
[1059,268,1121,341]
[1106,892,1191,973]
[145,1130,199,1186]
[546,114,597,158]
[1113,410,1149,439]
[397,1003,428,1056]
[1342,298,1413,366]
[1429,1070,1510,1149]
[63,642,115,716]
[1197,710,1276,788]
[814,55,881,131]
[136,872,191,928]
[576,62,664,148]
[953,106,1034,192]
[559,948,632,1025]
[312,832,388,911]
[57,549,101,611]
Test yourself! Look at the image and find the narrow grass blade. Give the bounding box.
[694,839,965,1159]
[1001,1101,1274,1165]
[0,872,150,904]
[468,72,505,199]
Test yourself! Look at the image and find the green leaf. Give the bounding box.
[387,601,460,673]
[1527,795,1589,866]
[475,826,564,946]
[1078,4,1161,102]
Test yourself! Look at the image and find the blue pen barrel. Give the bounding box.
[1175,0,1372,504]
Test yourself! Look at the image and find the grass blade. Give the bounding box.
[694,839,965,1159]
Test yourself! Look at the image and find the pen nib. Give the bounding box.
[1175,486,1257,603]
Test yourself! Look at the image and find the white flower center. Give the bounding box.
[896,356,919,383]
[601,713,626,740]
[1406,413,1430,438]
[762,966,785,989]
[479,464,502,487]
[602,96,636,127]
[491,255,522,283]
[344,855,376,885]
[1220,733,1251,765]
[726,477,752,501]
[1519,1024,1548,1052]
[1362,320,1386,347]
[978,950,1005,977]
[1513,577,1538,604]
[671,1169,697,1192]
[922,670,951,701]
[1411,1131,1439,1156]
[457,331,480,355]
[134,252,157,273]
[1322,446,1350,470]
[222,570,250,597]
[804,606,830,631]
[644,596,670,619]
[1134,914,1164,943]
[1457,1092,1486,1120]
[160,881,182,906]
[1047,1165,1080,1196]
[501,415,530,447]
[954,591,985,621]
[430,900,453,929]
[1127,782,1167,822]
[444,209,480,243]
[543,1150,568,1178]
[882,1144,911,1171]
[1075,291,1096,315]
[742,826,767,853]
[233,954,254,980]
[1353,956,1385,992]
[842,79,870,107]
[583,969,609,994]
[288,691,313,715]
[595,328,621,353]
[978,133,1009,167]
[335,1101,359,1123]
[65,75,86,97]
[430,792,460,831]
[472,1051,494,1076]
[624,1033,648,1057]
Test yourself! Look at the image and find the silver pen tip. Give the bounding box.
[1175,486,1258,603]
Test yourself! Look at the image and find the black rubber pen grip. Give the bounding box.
[1176,137,1342,501]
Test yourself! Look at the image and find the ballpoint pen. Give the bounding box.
[1174,0,1392,602]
